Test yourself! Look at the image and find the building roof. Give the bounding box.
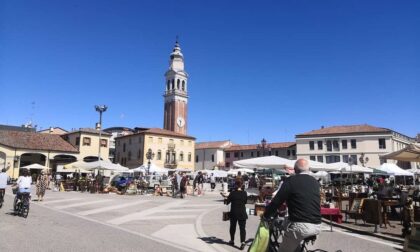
[195,140,233,150]
[225,142,296,151]
[64,128,112,136]
[0,124,36,132]
[0,130,79,153]
[295,124,391,138]
[116,127,195,140]
[103,127,134,133]
[38,127,68,134]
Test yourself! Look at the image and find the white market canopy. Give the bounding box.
[327,162,374,173]
[133,163,169,174]
[195,169,228,177]
[227,168,255,176]
[382,143,420,162]
[233,156,295,170]
[375,163,413,176]
[307,160,341,172]
[20,163,50,170]
[64,160,129,172]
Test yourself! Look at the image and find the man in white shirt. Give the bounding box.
[0,168,9,206]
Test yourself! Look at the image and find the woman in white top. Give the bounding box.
[16,168,32,193]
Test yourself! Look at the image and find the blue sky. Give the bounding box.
[1,1,419,144]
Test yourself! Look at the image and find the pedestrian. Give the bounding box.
[210,173,216,191]
[0,168,9,207]
[225,179,247,250]
[242,173,249,189]
[197,171,204,196]
[36,170,49,201]
[180,173,188,198]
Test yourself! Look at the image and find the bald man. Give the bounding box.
[264,158,321,251]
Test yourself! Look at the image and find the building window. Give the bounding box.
[138,149,142,159]
[157,150,162,160]
[251,152,254,157]
[211,154,215,162]
[158,138,163,144]
[257,151,260,157]
[129,138,132,145]
[226,162,230,168]
[240,152,243,158]
[326,140,332,151]
[149,137,153,143]
[310,156,316,161]
[188,153,191,162]
[351,139,357,149]
[195,155,199,163]
[75,137,80,146]
[379,138,386,149]
[326,155,340,164]
[234,152,239,158]
[128,151,132,161]
[309,141,314,150]
[333,140,339,150]
[83,137,91,146]
[317,156,324,162]
[123,143,126,152]
[226,152,230,158]
[287,150,290,156]
[100,139,107,147]
[171,79,175,89]
[342,140,348,149]
[342,155,349,163]
[317,141,323,150]
[182,80,185,91]
[292,150,296,156]
[275,150,279,156]
[180,152,184,161]
[350,155,358,164]
[177,79,180,89]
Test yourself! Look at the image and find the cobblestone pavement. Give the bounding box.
[0,185,404,252]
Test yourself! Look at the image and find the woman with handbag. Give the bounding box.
[225,179,248,250]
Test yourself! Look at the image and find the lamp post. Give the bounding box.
[146,148,155,176]
[348,157,354,189]
[95,105,108,163]
[359,153,369,167]
[257,138,271,157]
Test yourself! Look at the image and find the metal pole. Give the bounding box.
[98,110,102,163]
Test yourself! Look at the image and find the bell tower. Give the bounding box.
[163,39,188,135]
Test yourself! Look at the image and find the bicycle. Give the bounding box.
[266,216,341,252]
[13,189,30,218]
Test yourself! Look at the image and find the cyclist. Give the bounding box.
[264,158,321,252]
[0,168,9,207]
[14,168,32,207]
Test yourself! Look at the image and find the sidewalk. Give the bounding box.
[326,215,406,244]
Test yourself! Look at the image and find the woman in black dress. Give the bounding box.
[225,179,248,250]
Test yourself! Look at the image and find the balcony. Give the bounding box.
[164,160,177,169]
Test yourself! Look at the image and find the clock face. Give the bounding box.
[177,117,185,128]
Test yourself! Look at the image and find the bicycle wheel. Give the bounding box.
[16,202,22,215]
[21,205,29,218]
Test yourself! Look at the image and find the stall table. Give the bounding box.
[321,207,342,232]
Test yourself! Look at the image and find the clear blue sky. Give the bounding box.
[1,1,419,144]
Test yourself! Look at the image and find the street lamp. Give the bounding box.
[146,148,155,176]
[359,153,369,167]
[257,138,271,157]
[95,105,108,163]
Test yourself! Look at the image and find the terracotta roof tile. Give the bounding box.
[225,142,295,151]
[196,140,233,149]
[0,130,79,153]
[65,128,112,136]
[116,127,195,140]
[296,124,391,137]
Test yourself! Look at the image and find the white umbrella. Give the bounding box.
[20,163,50,170]
[64,160,128,172]
[382,143,420,162]
[227,168,255,176]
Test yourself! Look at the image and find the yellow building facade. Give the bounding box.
[115,128,195,171]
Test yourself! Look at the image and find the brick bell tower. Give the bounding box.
[163,38,188,135]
